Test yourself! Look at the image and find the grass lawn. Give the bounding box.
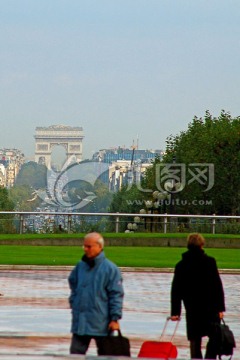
[0,245,239,269]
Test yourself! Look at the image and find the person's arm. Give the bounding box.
[210,258,226,313]
[106,266,124,328]
[170,265,182,320]
[68,265,78,308]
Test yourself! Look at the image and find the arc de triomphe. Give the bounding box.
[34,125,84,168]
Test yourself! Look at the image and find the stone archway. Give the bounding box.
[34,125,84,168]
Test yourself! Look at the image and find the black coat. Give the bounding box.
[171,248,225,340]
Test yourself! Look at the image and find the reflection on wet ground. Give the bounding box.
[0,268,239,359]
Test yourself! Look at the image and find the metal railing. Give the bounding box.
[1,211,240,234]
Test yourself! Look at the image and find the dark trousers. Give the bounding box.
[190,337,217,359]
[70,333,105,355]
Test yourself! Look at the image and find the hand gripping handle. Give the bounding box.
[160,317,180,342]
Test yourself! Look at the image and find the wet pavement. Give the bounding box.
[0,267,239,359]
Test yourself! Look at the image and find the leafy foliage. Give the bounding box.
[111,111,240,217]
[0,187,14,211]
[163,110,240,215]
[108,184,148,231]
[109,184,145,214]
[0,187,15,233]
[9,184,42,211]
[15,161,47,189]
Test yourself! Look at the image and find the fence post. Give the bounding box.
[212,214,216,234]
[163,214,168,234]
[19,214,24,234]
[67,215,72,234]
[115,213,119,233]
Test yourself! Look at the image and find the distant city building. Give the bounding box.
[108,160,152,192]
[0,148,25,187]
[0,164,5,187]
[34,125,84,168]
[92,146,163,192]
[92,147,163,164]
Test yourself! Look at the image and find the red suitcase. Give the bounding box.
[138,317,180,359]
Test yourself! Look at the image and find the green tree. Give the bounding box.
[92,179,113,213]
[9,184,42,211]
[108,184,146,231]
[15,161,47,189]
[0,187,15,233]
[65,178,113,213]
[109,184,145,214]
[161,110,240,215]
[0,187,14,211]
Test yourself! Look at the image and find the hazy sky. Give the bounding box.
[1,0,240,160]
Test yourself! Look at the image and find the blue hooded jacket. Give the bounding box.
[68,251,124,336]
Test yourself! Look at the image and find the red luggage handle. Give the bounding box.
[160,317,180,342]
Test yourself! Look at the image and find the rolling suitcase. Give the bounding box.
[138,317,180,359]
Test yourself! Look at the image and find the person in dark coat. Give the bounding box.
[170,233,225,359]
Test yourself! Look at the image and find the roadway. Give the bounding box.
[0,267,239,359]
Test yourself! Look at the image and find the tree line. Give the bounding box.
[1,111,240,221]
[109,110,240,217]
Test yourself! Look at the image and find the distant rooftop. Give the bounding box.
[35,125,83,131]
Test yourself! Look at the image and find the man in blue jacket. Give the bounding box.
[68,232,124,354]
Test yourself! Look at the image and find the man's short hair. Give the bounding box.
[187,233,205,249]
[96,235,104,248]
[84,232,104,248]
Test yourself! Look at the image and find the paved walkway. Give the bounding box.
[0,267,239,359]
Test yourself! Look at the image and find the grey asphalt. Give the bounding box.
[0,266,239,359]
